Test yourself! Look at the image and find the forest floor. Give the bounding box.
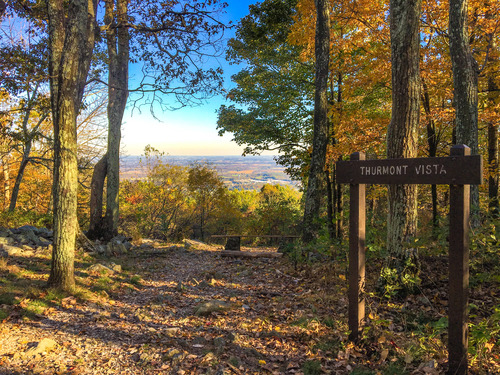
[0,242,498,374]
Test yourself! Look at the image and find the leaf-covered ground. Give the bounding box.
[0,243,498,374]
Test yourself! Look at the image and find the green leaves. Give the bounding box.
[217,0,313,180]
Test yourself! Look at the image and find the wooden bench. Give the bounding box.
[210,234,300,251]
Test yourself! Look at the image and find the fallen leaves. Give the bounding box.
[0,246,498,374]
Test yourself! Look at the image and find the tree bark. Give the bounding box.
[326,167,335,240]
[0,0,5,18]
[46,0,98,291]
[449,0,479,225]
[104,0,129,238]
[422,80,439,228]
[302,0,330,243]
[87,153,108,239]
[1,154,10,210]
[487,76,499,217]
[385,0,421,286]
[8,156,30,212]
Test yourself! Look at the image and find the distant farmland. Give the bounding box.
[120,155,300,190]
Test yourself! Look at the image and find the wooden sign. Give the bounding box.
[336,154,483,185]
[336,145,482,375]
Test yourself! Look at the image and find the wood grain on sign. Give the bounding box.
[336,155,482,185]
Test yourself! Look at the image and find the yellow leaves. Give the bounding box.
[60,296,78,311]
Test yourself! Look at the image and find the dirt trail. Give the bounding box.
[2,245,499,374]
[0,246,345,375]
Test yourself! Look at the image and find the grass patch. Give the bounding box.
[0,292,19,305]
[302,359,322,375]
[23,299,49,318]
[93,276,114,292]
[314,338,342,354]
[129,274,142,286]
[350,367,375,375]
[0,308,8,320]
[291,316,319,329]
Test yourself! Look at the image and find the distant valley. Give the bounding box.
[120,155,301,190]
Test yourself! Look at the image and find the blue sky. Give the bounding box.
[122,0,258,156]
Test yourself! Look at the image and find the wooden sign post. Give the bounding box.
[336,145,482,375]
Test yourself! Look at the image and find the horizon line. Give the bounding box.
[121,154,279,157]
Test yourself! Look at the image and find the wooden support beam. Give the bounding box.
[448,145,470,375]
[348,152,366,342]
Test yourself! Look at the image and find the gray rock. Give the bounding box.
[17,229,43,246]
[0,228,13,237]
[107,242,127,254]
[111,234,130,244]
[140,238,158,247]
[36,228,53,238]
[1,244,23,257]
[17,225,38,232]
[184,239,215,251]
[163,327,180,336]
[164,348,186,365]
[95,244,108,255]
[194,300,232,316]
[0,236,14,246]
[88,263,114,275]
[213,337,226,352]
[108,262,122,273]
[24,338,57,357]
[38,237,52,247]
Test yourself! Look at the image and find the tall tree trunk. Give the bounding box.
[485,13,499,218]
[105,0,129,238]
[449,0,479,226]
[326,167,335,240]
[487,76,499,217]
[87,153,108,239]
[384,0,421,289]
[46,0,98,291]
[302,0,330,243]
[422,80,439,228]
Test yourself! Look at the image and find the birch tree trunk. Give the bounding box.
[302,0,330,243]
[449,0,479,225]
[104,0,129,238]
[47,0,98,291]
[384,0,421,290]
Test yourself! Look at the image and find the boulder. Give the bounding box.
[87,263,115,275]
[37,237,52,247]
[194,300,232,316]
[184,239,215,251]
[0,236,14,246]
[108,262,122,273]
[0,228,13,237]
[36,228,53,239]
[94,244,107,255]
[0,244,23,257]
[107,242,128,255]
[139,238,159,248]
[108,235,133,253]
[17,225,38,232]
[16,229,43,246]
[24,338,57,357]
